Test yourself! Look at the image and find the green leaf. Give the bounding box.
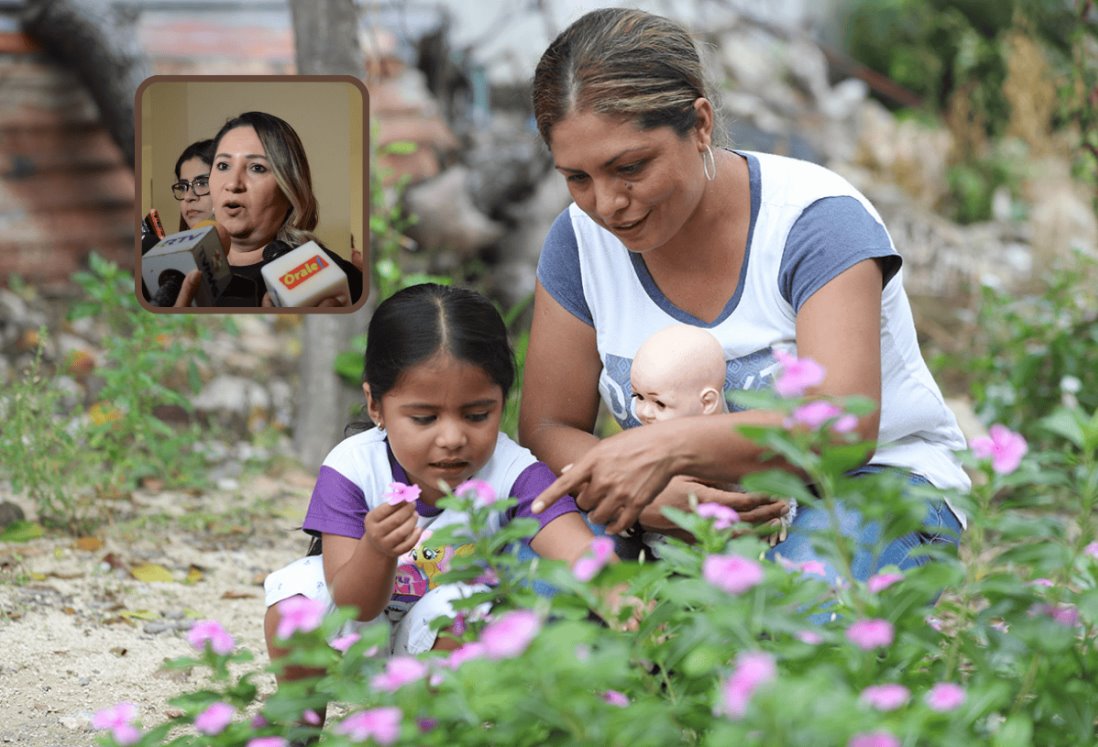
[739,470,815,503]
[1039,408,1086,450]
[0,520,44,542]
[992,715,1033,747]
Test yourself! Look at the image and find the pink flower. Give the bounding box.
[1085,542,1098,559]
[250,715,269,729]
[1034,603,1079,627]
[195,701,235,735]
[603,690,630,707]
[384,481,421,505]
[971,424,1027,474]
[860,684,910,711]
[275,596,326,640]
[773,350,825,398]
[573,536,616,581]
[445,642,485,669]
[456,479,498,507]
[703,553,764,594]
[474,567,500,586]
[925,615,944,632]
[303,709,322,726]
[716,651,776,719]
[799,560,827,577]
[846,618,894,650]
[796,630,823,645]
[371,656,429,692]
[1031,578,1054,588]
[867,572,903,593]
[91,702,141,746]
[246,739,288,747]
[789,400,842,429]
[926,682,966,712]
[849,731,900,747]
[833,413,859,433]
[697,502,740,529]
[335,706,402,745]
[187,620,235,656]
[480,610,541,659]
[330,632,361,652]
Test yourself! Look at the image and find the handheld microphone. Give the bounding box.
[260,240,349,307]
[140,209,166,254]
[142,223,232,307]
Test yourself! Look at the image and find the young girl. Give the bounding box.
[263,283,601,666]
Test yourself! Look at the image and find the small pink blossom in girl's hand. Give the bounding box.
[456,479,498,507]
[384,481,421,505]
[796,630,823,645]
[697,502,740,529]
[971,424,1027,474]
[773,350,825,398]
[846,618,894,650]
[335,706,402,745]
[703,553,764,594]
[480,610,541,659]
[371,656,429,692]
[867,572,903,593]
[91,702,140,746]
[603,690,630,707]
[246,738,288,747]
[849,731,900,747]
[926,682,966,712]
[573,536,616,581]
[275,596,326,640]
[716,651,776,719]
[187,620,235,655]
[860,684,910,711]
[330,632,360,652]
[195,702,235,735]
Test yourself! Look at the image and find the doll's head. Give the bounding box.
[630,325,727,425]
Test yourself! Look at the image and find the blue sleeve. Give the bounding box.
[535,209,593,326]
[778,196,902,312]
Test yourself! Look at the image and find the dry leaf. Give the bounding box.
[220,590,257,600]
[131,563,174,583]
[74,537,104,552]
[101,553,127,571]
[120,609,160,621]
[185,565,204,585]
[110,647,128,657]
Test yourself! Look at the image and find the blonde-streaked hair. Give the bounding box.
[212,111,320,247]
[532,8,722,148]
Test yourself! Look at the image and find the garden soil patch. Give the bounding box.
[0,467,316,746]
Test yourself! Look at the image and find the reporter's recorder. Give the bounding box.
[141,224,232,307]
[260,241,349,307]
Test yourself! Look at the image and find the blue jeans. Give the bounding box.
[763,469,962,585]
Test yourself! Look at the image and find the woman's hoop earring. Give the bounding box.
[702,145,717,182]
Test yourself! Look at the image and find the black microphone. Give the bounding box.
[262,240,293,263]
[151,269,185,307]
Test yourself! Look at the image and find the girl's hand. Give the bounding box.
[364,501,422,558]
[600,583,649,632]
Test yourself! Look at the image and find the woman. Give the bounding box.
[172,139,214,231]
[520,8,967,583]
[175,111,362,307]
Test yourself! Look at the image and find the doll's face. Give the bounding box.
[630,325,727,425]
[630,366,711,425]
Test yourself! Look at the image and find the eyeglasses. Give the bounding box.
[171,175,210,200]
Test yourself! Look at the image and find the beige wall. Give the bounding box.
[138,78,365,259]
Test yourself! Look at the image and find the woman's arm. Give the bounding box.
[322,501,422,621]
[518,280,604,471]
[534,259,886,533]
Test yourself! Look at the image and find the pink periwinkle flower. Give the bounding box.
[573,536,616,581]
[926,682,966,712]
[1085,542,1098,559]
[187,619,235,656]
[195,702,235,735]
[474,566,500,586]
[774,350,825,398]
[417,718,438,733]
[796,630,823,645]
[480,610,541,659]
[799,560,827,577]
[91,702,141,746]
[371,656,429,692]
[703,553,764,594]
[384,481,421,505]
[867,572,904,593]
[846,618,894,650]
[925,615,944,632]
[335,707,402,745]
[302,709,322,726]
[603,690,630,708]
[849,731,901,747]
[250,715,269,729]
[446,642,485,669]
[1031,577,1055,587]
[1034,603,1080,627]
[275,595,326,640]
[789,400,841,429]
[971,424,1027,475]
[717,651,777,719]
[697,502,740,529]
[330,632,361,653]
[246,738,288,747]
[860,684,910,711]
[456,478,498,507]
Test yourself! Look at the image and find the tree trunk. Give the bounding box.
[289,0,373,471]
[22,0,150,166]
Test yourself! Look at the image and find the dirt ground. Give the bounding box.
[0,465,317,746]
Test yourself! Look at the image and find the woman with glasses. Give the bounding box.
[172,139,214,231]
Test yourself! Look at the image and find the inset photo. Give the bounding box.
[136,76,368,311]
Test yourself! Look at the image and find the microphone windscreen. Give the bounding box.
[263,240,293,263]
